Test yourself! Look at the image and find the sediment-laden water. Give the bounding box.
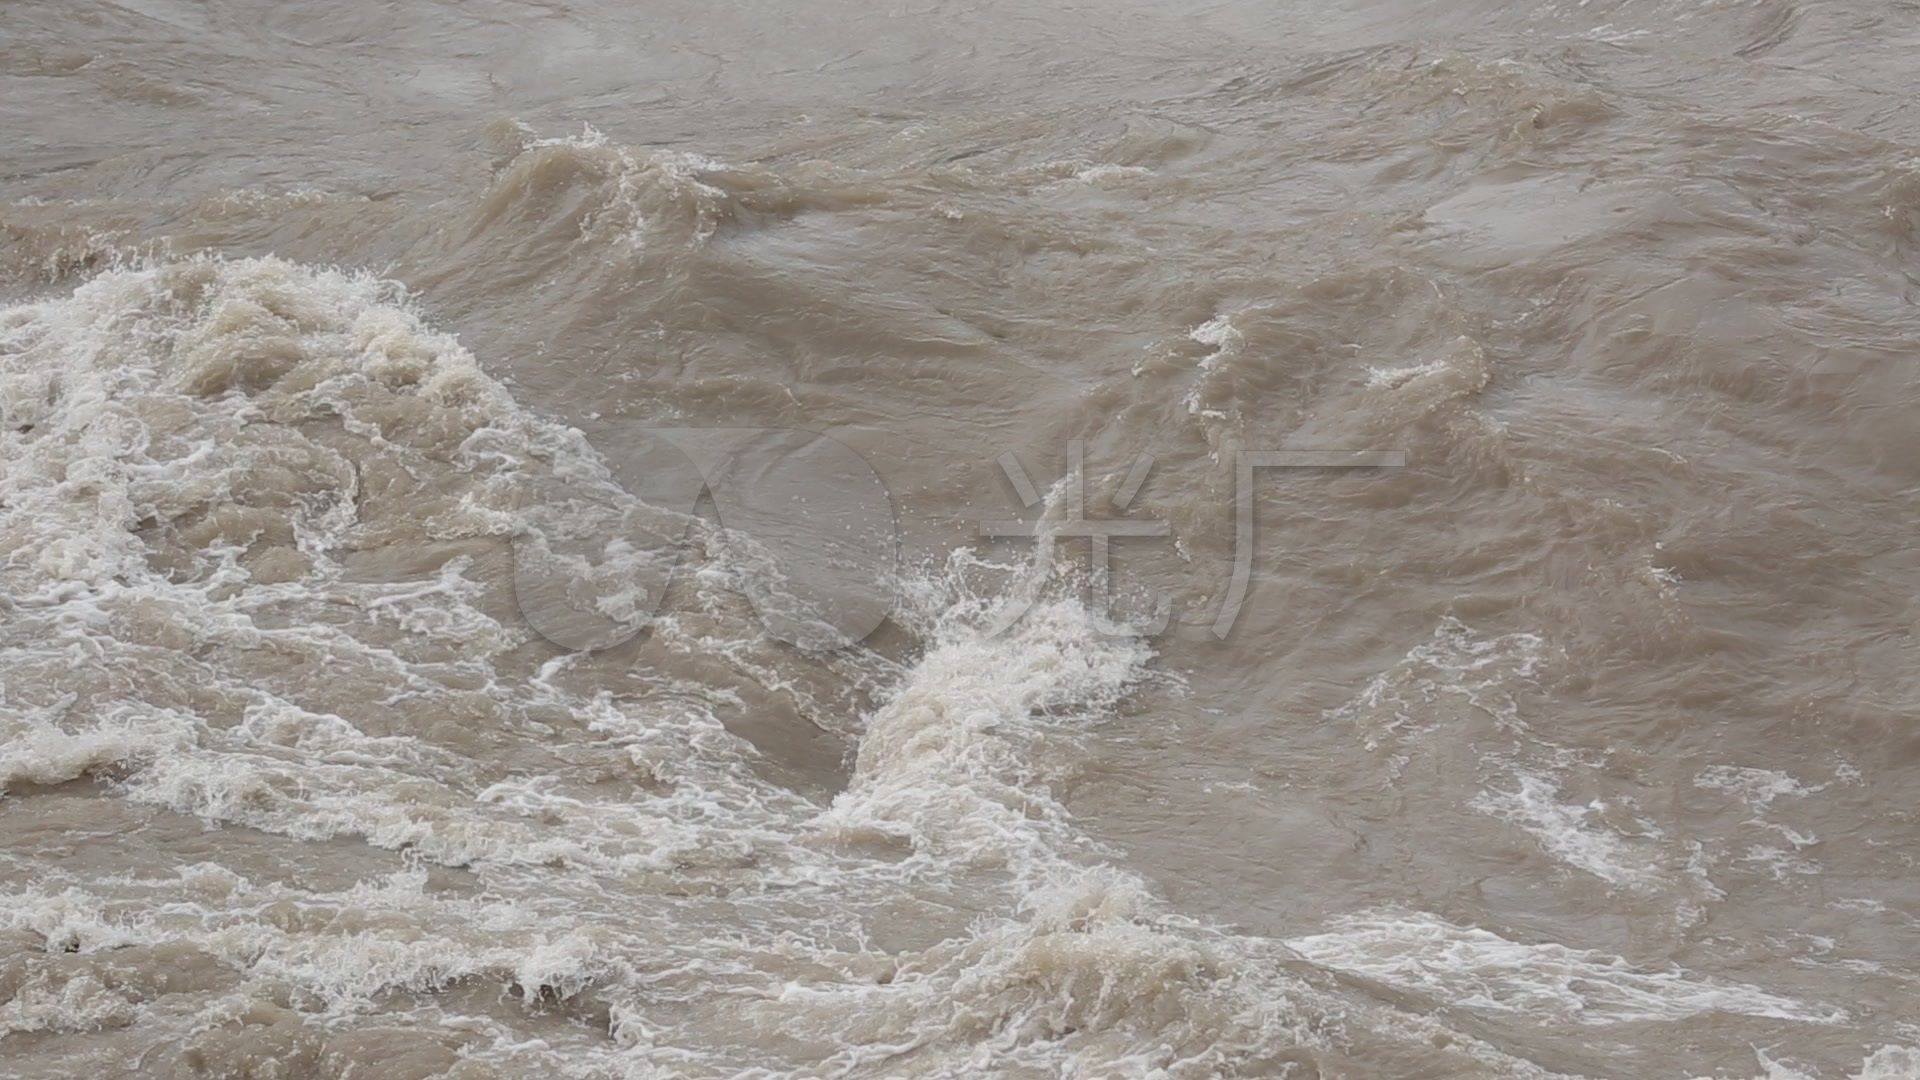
[3,1,1919,1076]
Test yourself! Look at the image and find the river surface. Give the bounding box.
[3,1,1920,1077]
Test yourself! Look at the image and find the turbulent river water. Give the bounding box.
[3,1,1920,1077]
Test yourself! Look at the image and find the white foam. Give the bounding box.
[818,535,1156,878]
[1182,313,1243,418]
[1472,769,1668,890]
[1695,765,1826,880]
[1287,911,1845,1026]
[1691,1045,1920,1080]
[1365,358,1452,387]
[1696,765,1824,807]
[491,123,739,249]
[1330,615,1545,753]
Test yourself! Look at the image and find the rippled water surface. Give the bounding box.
[3,1,1920,1076]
